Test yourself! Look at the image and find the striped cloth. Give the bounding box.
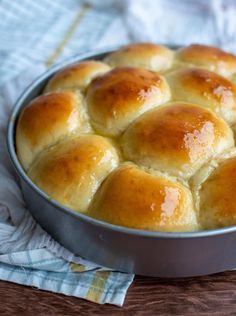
[0,250,133,306]
[0,0,132,306]
[0,0,127,85]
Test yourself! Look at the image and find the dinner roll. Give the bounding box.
[166,68,236,125]
[89,164,198,232]
[198,156,236,229]
[122,102,234,178]
[175,44,236,78]
[45,61,110,93]
[28,135,119,212]
[87,67,171,136]
[16,91,90,170]
[104,43,174,72]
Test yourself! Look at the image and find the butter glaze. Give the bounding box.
[16,91,86,170]
[87,67,170,136]
[28,135,119,212]
[89,165,198,232]
[45,60,110,92]
[166,68,236,124]
[176,44,236,78]
[122,102,233,178]
[104,42,174,71]
[199,156,236,229]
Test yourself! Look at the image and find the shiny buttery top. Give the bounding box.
[199,156,236,229]
[166,68,236,124]
[28,135,119,211]
[176,44,236,78]
[89,164,198,232]
[16,91,84,169]
[104,42,174,72]
[87,66,170,136]
[122,102,233,178]
[45,61,110,92]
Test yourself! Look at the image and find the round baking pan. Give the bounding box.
[6,46,236,277]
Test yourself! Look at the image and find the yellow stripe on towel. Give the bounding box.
[86,271,111,304]
[46,4,90,67]
[70,263,86,272]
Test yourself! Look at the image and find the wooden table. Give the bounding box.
[1,271,236,315]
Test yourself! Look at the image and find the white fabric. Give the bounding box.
[88,0,236,51]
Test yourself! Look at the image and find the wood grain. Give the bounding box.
[1,271,236,315]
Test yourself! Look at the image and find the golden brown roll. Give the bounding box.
[104,43,174,72]
[28,135,119,212]
[16,91,90,170]
[197,155,236,229]
[175,44,236,78]
[89,164,198,232]
[122,102,234,178]
[44,61,110,93]
[86,67,171,136]
[166,68,236,125]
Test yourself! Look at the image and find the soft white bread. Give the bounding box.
[166,68,236,125]
[28,135,119,212]
[86,67,171,136]
[197,155,236,229]
[122,102,234,179]
[89,164,198,232]
[175,44,236,78]
[16,91,90,170]
[44,61,110,93]
[104,43,174,72]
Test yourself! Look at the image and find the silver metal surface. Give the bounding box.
[6,46,236,277]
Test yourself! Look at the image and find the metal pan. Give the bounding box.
[6,46,236,278]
